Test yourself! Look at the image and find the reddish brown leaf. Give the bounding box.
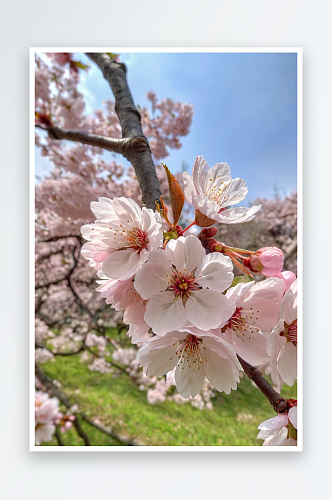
[161,163,185,228]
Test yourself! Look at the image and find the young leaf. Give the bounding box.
[161,163,185,228]
[223,275,254,294]
[230,276,254,287]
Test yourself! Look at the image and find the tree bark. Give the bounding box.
[237,356,291,413]
[36,124,130,155]
[86,53,161,210]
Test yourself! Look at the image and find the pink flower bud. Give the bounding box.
[277,271,296,291]
[244,247,284,277]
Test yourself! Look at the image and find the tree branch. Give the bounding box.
[237,355,290,413]
[81,413,143,446]
[36,124,130,155]
[86,52,161,210]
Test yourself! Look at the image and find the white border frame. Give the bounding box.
[30,47,302,452]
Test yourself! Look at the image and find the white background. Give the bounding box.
[1,0,330,498]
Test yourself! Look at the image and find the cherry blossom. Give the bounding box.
[257,405,297,446]
[219,278,285,365]
[134,235,234,335]
[137,326,241,398]
[243,247,284,277]
[183,155,261,226]
[95,272,149,342]
[266,279,297,389]
[81,197,163,280]
[35,391,62,445]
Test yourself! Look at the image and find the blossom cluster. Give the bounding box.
[80,156,298,446]
[35,391,75,445]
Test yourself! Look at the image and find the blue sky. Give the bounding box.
[37,51,297,204]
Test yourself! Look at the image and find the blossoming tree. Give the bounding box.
[35,52,297,447]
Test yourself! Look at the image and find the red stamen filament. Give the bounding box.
[175,335,207,372]
[223,307,260,341]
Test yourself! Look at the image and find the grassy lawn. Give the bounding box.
[40,354,296,447]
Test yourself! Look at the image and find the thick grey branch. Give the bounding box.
[86,53,161,209]
[36,124,129,155]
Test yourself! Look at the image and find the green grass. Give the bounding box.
[41,354,296,447]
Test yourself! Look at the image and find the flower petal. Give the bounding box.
[222,327,269,365]
[186,289,231,330]
[204,350,239,394]
[102,248,141,280]
[137,341,177,377]
[196,252,233,292]
[165,235,205,274]
[288,406,297,429]
[278,342,297,386]
[214,205,261,224]
[134,260,172,300]
[144,292,187,335]
[175,356,205,398]
[258,413,289,431]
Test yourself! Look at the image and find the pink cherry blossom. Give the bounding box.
[35,391,62,445]
[183,156,261,226]
[267,279,297,389]
[137,326,241,398]
[134,235,234,335]
[81,197,163,280]
[257,405,297,446]
[277,270,297,291]
[95,272,149,342]
[219,278,286,365]
[243,247,284,277]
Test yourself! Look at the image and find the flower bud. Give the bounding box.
[243,247,284,277]
[198,226,218,242]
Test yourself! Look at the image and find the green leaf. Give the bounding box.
[231,276,254,287]
[224,275,254,293]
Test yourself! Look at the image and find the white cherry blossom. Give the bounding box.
[220,278,286,366]
[134,235,234,335]
[137,326,241,398]
[266,279,297,389]
[183,156,261,225]
[81,197,163,280]
[257,406,297,446]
